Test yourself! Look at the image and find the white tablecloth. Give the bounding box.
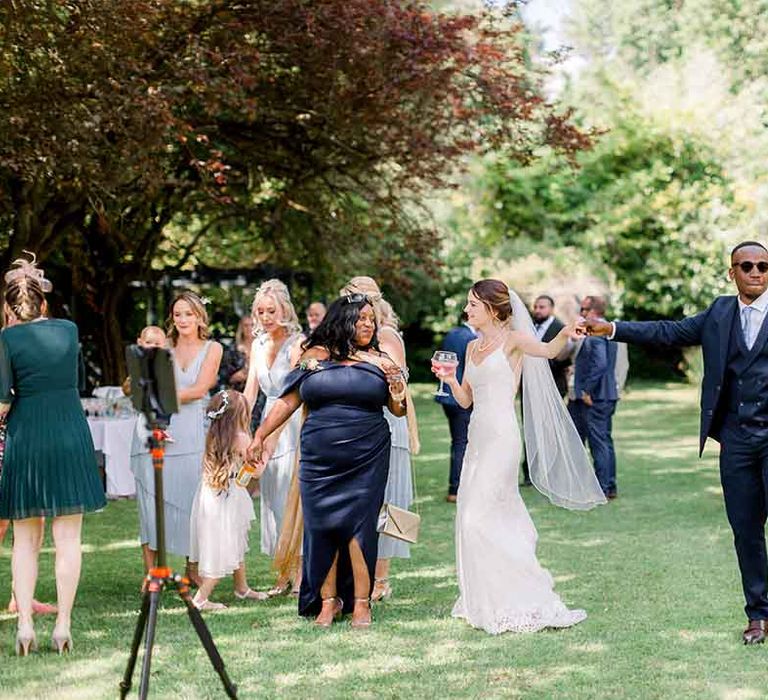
[87,416,137,498]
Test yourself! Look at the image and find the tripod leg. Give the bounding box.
[176,580,238,699]
[119,588,151,699]
[138,584,162,700]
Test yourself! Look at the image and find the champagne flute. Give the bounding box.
[432,350,459,397]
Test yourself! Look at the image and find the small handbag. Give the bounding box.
[377,502,420,544]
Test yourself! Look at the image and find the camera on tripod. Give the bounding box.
[125,345,178,427]
[120,344,238,699]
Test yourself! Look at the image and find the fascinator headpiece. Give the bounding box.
[4,251,53,293]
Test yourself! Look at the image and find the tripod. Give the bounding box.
[119,424,238,699]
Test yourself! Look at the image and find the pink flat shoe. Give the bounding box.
[7,598,58,615]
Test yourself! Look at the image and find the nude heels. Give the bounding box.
[350,598,372,629]
[15,624,37,656]
[51,628,73,655]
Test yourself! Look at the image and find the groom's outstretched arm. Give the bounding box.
[587,309,709,347]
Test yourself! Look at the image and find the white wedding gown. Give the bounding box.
[452,347,587,634]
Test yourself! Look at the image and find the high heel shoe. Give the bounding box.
[350,598,372,629]
[265,580,292,598]
[15,626,37,656]
[370,578,392,602]
[51,628,73,655]
[314,597,343,628]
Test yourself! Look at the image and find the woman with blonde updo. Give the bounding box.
[340,276,419,602]
[0,254,106,655]
[132,291,222,585]
[243,279,304,594]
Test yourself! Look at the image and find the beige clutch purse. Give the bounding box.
[377,503,420,544]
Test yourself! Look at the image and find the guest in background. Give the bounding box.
[218,316,254,393]
[0,254,106,655]
[520,295,572,486]
[132,291,222,586]
[249,295,407,628]
[569,295,619,499]
[243,279,304,594]
[340,276,419,603]
[435,312,476,503]
[219,315,267,431]
[305,302,326,333]
[189,390,265,610]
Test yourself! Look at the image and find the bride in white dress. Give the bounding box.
[436,279,606,635]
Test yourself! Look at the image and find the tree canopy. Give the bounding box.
[0,0,588,380]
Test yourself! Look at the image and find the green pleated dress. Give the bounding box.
[0,319,106,520]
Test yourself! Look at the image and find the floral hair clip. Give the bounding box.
[206,390,230,420]
[4,250,53,293]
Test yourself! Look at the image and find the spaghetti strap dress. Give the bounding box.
[0,319,106,519]
[253,333,302,556]
[132,341,211,556]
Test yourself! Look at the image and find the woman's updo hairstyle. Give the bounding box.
[339,276,400,331]
[470,279,513,325]
[4,251,52,323]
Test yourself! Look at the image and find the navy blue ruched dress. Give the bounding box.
[280,361,391,616]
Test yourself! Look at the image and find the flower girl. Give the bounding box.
[190,390,264,610]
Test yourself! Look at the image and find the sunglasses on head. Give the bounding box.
[735,261,768,274]
[343,293,370,304]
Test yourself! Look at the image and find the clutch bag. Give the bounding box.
[377,503,420,544]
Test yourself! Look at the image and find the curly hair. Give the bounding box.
[203,390,251,493]
[303,295,380,360]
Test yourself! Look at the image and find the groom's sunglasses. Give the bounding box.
[734,261,768,274]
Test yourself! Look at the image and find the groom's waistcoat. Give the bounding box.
[721,310,768,433]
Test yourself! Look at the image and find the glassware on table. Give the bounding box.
[431,350,459,397]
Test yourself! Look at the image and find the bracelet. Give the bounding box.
[389,389,407,403]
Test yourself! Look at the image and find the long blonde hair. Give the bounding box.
[340,276,400,331]
[251,279,302,337]
[203,390,251,492]
[166,291,210,346]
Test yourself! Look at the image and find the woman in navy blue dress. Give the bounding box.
[249,295,407,628]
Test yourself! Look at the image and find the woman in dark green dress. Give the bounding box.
[0,256,105,655]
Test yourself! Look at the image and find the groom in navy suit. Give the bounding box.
[587,241,768,644]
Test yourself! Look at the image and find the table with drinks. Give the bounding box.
[83,397,137,498]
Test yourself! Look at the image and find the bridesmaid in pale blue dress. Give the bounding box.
[340,277,418,602]
[132,292,222,584]
[243,280,304,593]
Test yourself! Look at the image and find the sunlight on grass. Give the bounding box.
[0,383,759,699]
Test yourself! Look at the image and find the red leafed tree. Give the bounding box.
[0,0,590,381]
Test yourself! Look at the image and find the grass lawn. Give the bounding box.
[0,381,762,699]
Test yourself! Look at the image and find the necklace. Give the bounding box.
[476,331,504,353]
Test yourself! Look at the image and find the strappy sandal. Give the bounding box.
[265,580,292,598]
[234,587,269,601]
[371,578,392,602]
[192,595,227,611]
[314,597,343,628]
[350,597,372,629]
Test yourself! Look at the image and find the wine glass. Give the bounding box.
[432,350,459,397]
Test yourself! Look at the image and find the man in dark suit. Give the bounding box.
[436,313,476,503]
[521,295,571,485]
[586,241,768,644]
[569,295,619,499]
